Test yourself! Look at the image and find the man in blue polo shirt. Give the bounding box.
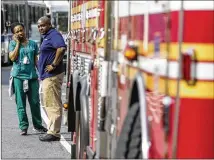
[37,16,66,141]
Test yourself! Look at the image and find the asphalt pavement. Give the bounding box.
[1,66,71,159]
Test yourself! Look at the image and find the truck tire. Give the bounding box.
[76,96,89,159]
[76,109,89,159]
[115,103,142,159]
[76,111,85,159]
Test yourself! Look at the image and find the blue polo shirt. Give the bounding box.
[38,28,66,80]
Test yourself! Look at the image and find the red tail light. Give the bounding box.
[182,48,196,85]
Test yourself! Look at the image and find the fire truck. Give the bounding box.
[64,0,214,159]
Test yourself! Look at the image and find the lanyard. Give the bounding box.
[23,46,28,56]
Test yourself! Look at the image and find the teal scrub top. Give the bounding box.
[9,40,39,80]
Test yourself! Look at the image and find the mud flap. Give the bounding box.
[68,69,81,132]
[79,75,90,146]
[75,75,90,158]
[67,73,76,132]
[72,70,81,111]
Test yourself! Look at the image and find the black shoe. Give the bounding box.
[39,134,60,141]
[20,129,27,135]
[33,126,48,133]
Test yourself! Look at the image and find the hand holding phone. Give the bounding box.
[13,35,20,43]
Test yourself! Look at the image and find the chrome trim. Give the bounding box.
[135,73,150,159]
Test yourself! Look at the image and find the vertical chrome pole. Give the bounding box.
[110,1,119,157]
[172,1,184,158]
[66,0,72,90]
[164,1,171,96]
[97,1,113,158]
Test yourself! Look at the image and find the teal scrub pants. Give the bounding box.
[13,78,43,130]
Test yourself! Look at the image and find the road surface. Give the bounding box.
[1,66,71,159]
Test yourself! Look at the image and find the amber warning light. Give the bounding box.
[63,103,68,109]
[124,42,138,61]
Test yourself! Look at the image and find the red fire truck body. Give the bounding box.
[66,1,214,159]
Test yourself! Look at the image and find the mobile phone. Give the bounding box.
[16,35,21,40]
[14,35,20,41]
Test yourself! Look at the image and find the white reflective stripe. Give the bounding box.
[100,61,109,97]
[138,56,214,80]
[170,1,214,11]
[196,63,214,80]
[118,1,214,17]
[102,48,214,80]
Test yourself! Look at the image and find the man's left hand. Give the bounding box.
[45,65,55,72]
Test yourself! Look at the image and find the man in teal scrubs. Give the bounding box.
[9,22,47,135]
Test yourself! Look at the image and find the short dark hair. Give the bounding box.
[11,22,25,34]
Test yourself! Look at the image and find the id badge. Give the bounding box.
[23,56,29,64]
